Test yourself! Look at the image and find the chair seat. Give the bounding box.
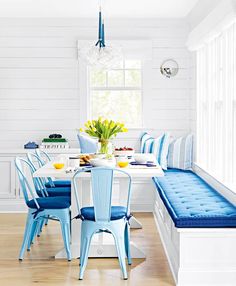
[36,186,71,197]
[27,196,71,209]
[81,206,127,221]
[45,180,71,188]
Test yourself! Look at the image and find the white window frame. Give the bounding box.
[196,20,236,192]
[89,60,143,128]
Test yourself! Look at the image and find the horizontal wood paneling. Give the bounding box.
[0,68,76,78]
[0,120,78,130]
[0,89,78,99]
[0,18,192,149]
[0,47,76,58]
[0,78,77,88]
[0,58,77,68]
[0,99,79,110]
[0,109,79,120]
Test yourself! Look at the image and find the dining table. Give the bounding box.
[33,154,164,259]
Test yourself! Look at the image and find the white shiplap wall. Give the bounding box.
[0,18,191,149]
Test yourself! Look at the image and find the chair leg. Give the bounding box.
[113,229,128,280]
[124,223,132,265]
[79,223,94,280]
[45,217,49,226]
[27,220,38,250]
[79,235,92,280]
[19,212,34,260]
[60,222,71,261]
[37,218,45,237]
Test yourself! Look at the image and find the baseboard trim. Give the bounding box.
[0,200,27,213]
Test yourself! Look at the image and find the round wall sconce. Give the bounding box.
[160,59,179,78]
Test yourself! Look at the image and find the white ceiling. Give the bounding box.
[0,0,199,18]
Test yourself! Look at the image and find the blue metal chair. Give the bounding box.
[35,149,71,188]
[27,153,71,197]
[15,157,71,261]
[27,152,71,236]
[73,167,132,280]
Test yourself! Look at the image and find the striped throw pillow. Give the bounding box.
[140,132,153,153]
[140,132,170,170]
[167,134,193,170]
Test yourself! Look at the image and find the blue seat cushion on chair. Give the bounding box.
[153,169,236,228]
[45,180,71,188]
[27,196,71,209]
[81,206,127,221]
[36,187,70,197]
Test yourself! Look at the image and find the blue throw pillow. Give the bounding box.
[167,134,193,170]
[77,133,98,153]
[140,132,170,170]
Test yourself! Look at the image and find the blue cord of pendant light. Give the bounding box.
[102,19,105,47]
[95,6,105,48]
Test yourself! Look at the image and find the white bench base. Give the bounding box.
[154,191,236,286]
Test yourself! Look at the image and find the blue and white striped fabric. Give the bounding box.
[167,134,193,170]
[140,133,154,153]
[140,132,170,170]
[159,133,170,170]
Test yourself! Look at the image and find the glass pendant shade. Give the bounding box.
[82,45,122,70]
[78,6,122,70]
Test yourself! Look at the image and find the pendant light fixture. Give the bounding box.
[78,2,122,70]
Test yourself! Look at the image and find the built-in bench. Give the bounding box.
[152,169,236,286]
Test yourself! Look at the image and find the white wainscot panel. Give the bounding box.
[0,157,16,199]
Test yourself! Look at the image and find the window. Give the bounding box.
[89,60,142,128]
[196,21,236,190]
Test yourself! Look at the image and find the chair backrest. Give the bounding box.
[34,151,54,188]
[27,152,54,190]
[15,157,40,209]
[73,167,132,222]
[35,149,51,165]
[27,153,48,197]
[27,152,44,169]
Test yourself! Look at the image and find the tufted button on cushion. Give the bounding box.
[153,169,236,228]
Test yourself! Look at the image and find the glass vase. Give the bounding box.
[98,139,113,155]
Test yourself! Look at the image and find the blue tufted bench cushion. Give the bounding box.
[153,169,236,228]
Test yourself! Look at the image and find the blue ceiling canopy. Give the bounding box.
[96,7,106,48]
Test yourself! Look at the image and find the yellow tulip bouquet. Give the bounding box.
[80,118,128,154]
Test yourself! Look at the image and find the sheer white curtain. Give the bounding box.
[196,21,236,190]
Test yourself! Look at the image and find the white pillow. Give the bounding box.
[167,134,193,170]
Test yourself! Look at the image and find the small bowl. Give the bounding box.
[53,163,65,169]
[133,154,148,164]
[133,153,156,164]
[118,161,129,168]
[89,158,116,168]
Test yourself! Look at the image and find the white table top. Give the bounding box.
[33,157,164,179]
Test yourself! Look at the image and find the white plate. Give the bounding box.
[89,158,116,167]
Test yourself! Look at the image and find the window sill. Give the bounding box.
[193,163,236,196]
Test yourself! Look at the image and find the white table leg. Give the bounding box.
[119,178,142,229]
